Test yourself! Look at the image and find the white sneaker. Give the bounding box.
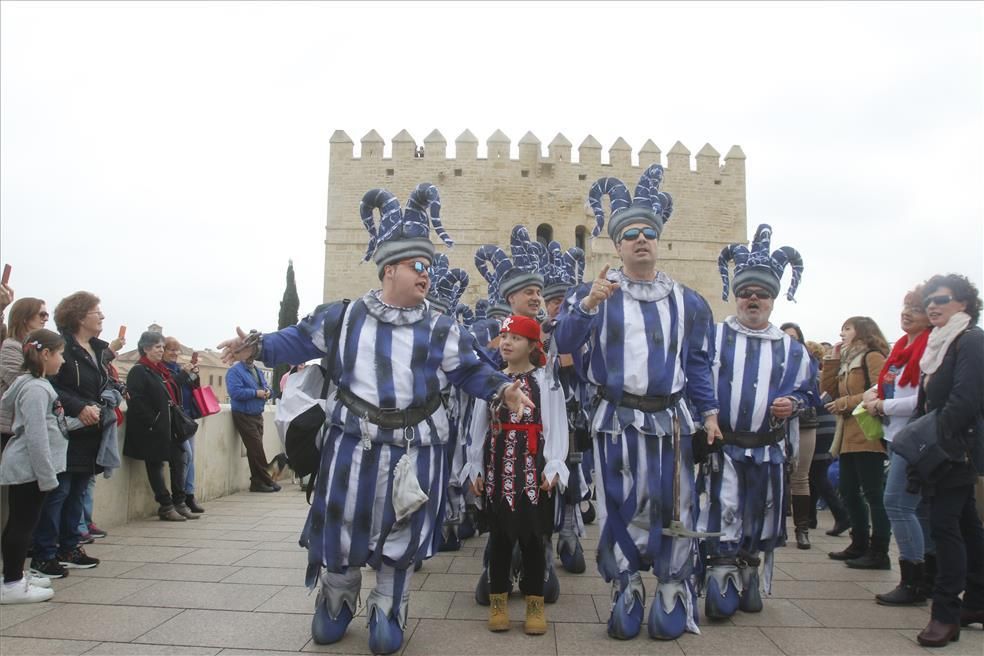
[29,575,52,589]
[0,578,54,604]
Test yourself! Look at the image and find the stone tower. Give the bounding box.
[324,129,748,320]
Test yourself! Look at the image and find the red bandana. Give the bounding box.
[877,328,930,399]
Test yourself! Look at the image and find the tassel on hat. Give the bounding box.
[359,183,453,276]
[588,163,673,242]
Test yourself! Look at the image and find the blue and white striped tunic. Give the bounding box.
[258,291,511,582]
[696,317,819,565]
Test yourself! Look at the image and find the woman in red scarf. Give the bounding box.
[861,285,931,606]
[124,331,198,521]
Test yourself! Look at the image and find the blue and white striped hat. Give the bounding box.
[718,224,804,301]
[426,252,470,314]
[359,183,453,276]
[588,163,673,242]
[543,241,586,301]
[474,225,545,305]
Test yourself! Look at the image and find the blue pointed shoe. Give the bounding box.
[367,606,404,655]
[311,600,354,645]
[607,574,645,640]
[558,538,586,574]
[704,572,740,619]
[648,582,689,640]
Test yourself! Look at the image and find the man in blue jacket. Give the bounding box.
[226,356,279,492]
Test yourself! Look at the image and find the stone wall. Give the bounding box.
[323,129,748,319]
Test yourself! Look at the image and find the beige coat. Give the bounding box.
[821,349,887,455]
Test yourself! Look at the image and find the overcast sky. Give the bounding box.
[2,1,981,353]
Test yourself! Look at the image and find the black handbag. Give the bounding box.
[893,410,952,483]
[170,402,199,443]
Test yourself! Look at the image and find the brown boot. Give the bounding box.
[524,595,547,635]
[174,504,200,520]
[917,618,960,647]
[158,506,186,522]
[488,592,509,632]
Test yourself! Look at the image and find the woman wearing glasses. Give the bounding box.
[0,298,49,448]
[910,274,984,647]
[822,316,890,569]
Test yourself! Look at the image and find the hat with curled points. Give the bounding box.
[426,252,470,314]
[359,183,453,276]
[453,303,475,329]
[718,223,804,301]
[542,241,586,302]
[588,163,674,242]
[474,225,545,305]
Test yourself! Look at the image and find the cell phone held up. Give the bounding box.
[191,351,199,365]
[2,263,11,286]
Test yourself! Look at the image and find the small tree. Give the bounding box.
[272,259,300,398]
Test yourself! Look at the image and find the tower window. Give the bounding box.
[454,169,462,177]
[536,223,553,246]
[575,225,586,250]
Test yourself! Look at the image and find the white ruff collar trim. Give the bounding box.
[613,269,675,302]
[725,316,784,341]
[364,290,428,326]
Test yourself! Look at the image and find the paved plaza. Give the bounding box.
[1,486,981,656]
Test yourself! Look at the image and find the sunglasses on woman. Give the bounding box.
[923,294,954,308]
[38,311,49,320]
[619,227,659,242]
[736,288,774,300]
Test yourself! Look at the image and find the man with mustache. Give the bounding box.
[554,165,721,641]
[697,224,819,621]
[218,184,533,656]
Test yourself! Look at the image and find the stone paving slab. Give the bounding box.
[3,487,977,655]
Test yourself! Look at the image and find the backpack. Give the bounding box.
[276,299,349,501]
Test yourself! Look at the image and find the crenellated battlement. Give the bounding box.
[328,129,746,178]
[324,129,748,319]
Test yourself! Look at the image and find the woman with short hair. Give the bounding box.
[911,274,984,647]
[124,332,197,522]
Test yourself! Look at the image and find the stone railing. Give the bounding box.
[90,405,285,527]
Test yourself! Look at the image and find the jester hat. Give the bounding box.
[588,163,674,242]
[718,223,804,301]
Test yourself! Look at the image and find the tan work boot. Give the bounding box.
[488,592,510,632]
[524,595,547,635]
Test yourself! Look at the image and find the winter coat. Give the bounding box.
[917,325,984,489]
[0,337,25,433]
[123,363,173,462]
[0,375,69,490]
[50,333,110,474]
[821,348,887,455]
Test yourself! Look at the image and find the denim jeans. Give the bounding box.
[183,437,196,496]
[883,444,934,561]
[77,475,95,534]
[33,471,89,560]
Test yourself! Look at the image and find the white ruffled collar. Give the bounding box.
[364,290,428,326]
[612,269,676,303]
[725,316,785,341]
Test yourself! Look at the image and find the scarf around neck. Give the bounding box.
[139,356,177,404]
[919,311,971,375]
[878,328,930,398]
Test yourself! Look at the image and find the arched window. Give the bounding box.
[536,223,553,246]
[575,225,586,250]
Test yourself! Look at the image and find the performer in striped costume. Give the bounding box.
[218,183,533,655]
[696,224,818,620]
[542,241,592,575]
[554,165,722,641]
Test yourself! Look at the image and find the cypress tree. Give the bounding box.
[272,259,300,398]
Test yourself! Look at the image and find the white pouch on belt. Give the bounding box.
[392,448,429,523]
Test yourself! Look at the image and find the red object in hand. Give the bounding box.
[2,264,11,285]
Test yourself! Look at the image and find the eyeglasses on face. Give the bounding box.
[400,261,428,274]
[923,294,954,308]
[38,311,49,320]
[619,227,659,242]
[736,288,774,300]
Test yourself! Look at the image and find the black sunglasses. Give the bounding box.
[619,227,659,242]
[401,261,428,274]
[736,288,774,300]
[923,294,954,308]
